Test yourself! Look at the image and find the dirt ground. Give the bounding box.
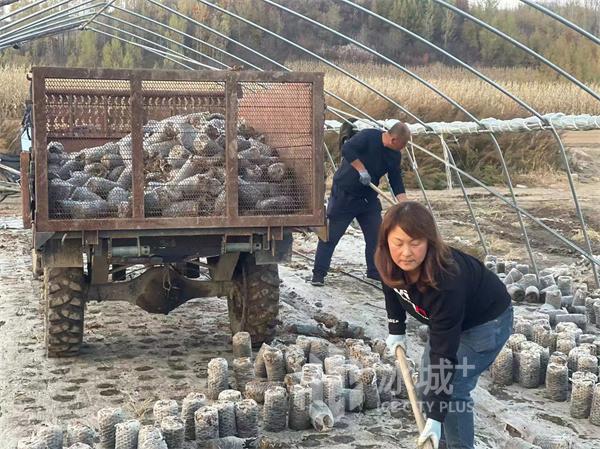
[1,131,599,448]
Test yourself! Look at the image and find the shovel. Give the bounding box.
[396,345,436,449]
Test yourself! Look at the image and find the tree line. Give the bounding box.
[1,0,599,82]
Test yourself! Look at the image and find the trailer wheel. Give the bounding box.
[227,254,280,346]
[185,261,200,279]
[43,267,85,357]
[112,264,126,281]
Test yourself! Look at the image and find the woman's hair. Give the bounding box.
[375,201,455,291]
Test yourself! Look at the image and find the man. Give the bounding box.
[311,122,410,286]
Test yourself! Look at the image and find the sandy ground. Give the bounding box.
[1,131,600,448]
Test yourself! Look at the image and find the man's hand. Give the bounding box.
[350,160,371,186]
[396,193,408,202]
[386,334,406,355]
[358,170,372,186]
[417,418,441,448]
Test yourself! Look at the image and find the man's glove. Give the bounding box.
[417,418,441,449]
[417,418,442,449]
[386,334,406,355]
[358,170,371,186]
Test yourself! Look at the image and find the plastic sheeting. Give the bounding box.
[325,113,600,135]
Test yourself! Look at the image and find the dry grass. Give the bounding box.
[328,128,562,190]
[4,62,598,123]
[0,64,29,153]
[572,228,600,245]
[0,64,29,121]
[126,394,154,421]
[291,61,600,121]
[1,62,583,185]
[485,234,525,261]
[308,62,586,187]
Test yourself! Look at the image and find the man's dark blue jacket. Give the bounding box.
[332,129,405,199]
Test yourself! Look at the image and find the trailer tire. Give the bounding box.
[43,267,85,357]
[185,261,200,279]
[112,264,126,281]
[227,254,280,346]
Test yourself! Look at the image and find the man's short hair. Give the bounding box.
[388,122,410,140]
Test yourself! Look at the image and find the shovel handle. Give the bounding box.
[369,182,397,206]
[396,346,436,449]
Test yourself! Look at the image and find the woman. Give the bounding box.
[375,202,513,449]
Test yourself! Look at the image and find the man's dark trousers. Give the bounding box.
[313,184,382,279]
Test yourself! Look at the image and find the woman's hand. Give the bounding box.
[385,334,406,354]
[417,418,441,448]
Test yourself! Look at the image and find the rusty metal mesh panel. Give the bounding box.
[141,80,226,218]
[46,78,132,220]
[237,82,314,216]
[45,78,130,138]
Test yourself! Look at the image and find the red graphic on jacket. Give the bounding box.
[414,304,428,318]
[394,288,430,321]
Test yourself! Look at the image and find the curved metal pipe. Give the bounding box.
[264,0,538,274]
[338,0,599,282]
[548,124,598,285]
[406,135,434,214]
[91,20,218,70]
[104,7,365,133]
[0,19,87,51]
[98,3,435,230]
[187,0,456,229]
[519,0,600,47]
[104,6,356,129]
[145,0,386,129]
[104,10,356,128]
[87,27,195,70]
[488,133,538,277]
[80,0,116,30]
[409,140,600,269]
[0,0,47,23]
[0,0,97,43]
[94,12,355,128]
[194,0,429,127]
[337,0,544,121]
[97,12,229,69]
[0,0,71,33]
[0,8,98,48]
[111,4,233,69]
[259,0,480,124]
[440,136,488,255]
[432,0,600,103]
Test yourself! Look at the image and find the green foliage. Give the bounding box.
[122,45,142,68]
[72,31,97,68]
[101,39,123,68]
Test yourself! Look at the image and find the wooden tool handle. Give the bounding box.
[396,346,436,449]
[368,182,397,206]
